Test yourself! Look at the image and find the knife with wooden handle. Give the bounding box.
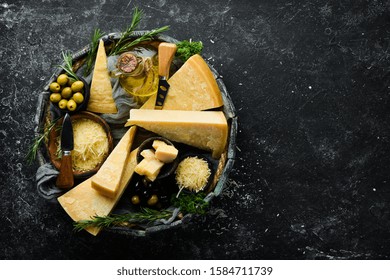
[155,42,177,109]
[56,113,74,189]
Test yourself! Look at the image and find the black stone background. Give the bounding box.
[1,0,390,260]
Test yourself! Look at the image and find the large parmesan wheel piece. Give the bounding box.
[141,54,223,111]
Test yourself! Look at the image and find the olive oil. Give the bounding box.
[112,47,159,105]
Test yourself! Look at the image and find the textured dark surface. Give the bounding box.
[1,0,390,259]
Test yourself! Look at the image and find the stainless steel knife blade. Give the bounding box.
[61,113,74,152]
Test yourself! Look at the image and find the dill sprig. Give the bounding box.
[58,51,80,81]
[26,119,58,164]
[84,28,105,76]
[73,208,172,232]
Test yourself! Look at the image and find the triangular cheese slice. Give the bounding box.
[57,147,138,236]
[141,54,223,111]
[87,39,117,113]
[125,109,228,159]
[91,126,136,198]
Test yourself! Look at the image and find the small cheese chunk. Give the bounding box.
[87,39,117,113]
[57,148,139,236]
[152,140,168,150]
[126,109,228,159]
[155,144,178,163]
[140,149,155,159]
[91,126,136,198]
[141,54,223,111]
[135,157,164,181]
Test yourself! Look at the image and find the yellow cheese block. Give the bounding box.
[91,126,136,198]
[57,148,138,236]
[87,39,117,113]
[135,154,164,182]
[126,109,228,159]
[155,144,178,163]
[141,54,223,111]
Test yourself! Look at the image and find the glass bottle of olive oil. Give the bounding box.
[111,49,159,105]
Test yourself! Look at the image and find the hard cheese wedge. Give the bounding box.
[91,126,136,198]
[57,148,138,236]
[126,109,228,159]
[141,54,223,111]
[87,39,117,113]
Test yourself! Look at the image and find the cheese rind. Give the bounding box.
[126,109,228,159]
[57,148,138,236]
[140,54,223,111]
[91,126,136,198]
[87,39,117,113]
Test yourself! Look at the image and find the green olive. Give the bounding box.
[71,80,84,92]
[50,93,62,103]
[131,195,140,205]
[72,92,84,104]
[57,74,69,86]
[49,82,61,93]
[67,99,77,111]
[61,87,73,99]
[58,99,68,109]
[147,194,159,206]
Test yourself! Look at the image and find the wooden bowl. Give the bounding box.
[47,111,113,179]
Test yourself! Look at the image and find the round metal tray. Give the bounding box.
[33,31,237,236]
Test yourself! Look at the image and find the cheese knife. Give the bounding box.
[155,42,177,109]
[55,113,74,189]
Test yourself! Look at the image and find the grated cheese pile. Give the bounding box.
[71,118,109,172]
[175,156,211,192]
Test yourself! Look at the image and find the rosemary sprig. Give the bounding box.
[58,51,80,81]
[109,7,143,56]
[73,192,209,231]
[84,28,105,76]
[73,208,172,232]
[111,25,170,55]
[26,119,58,164]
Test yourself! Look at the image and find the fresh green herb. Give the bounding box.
[26,119,58,164]
[109,7,143,56]
[110,25,170,56]
[109,7,169,56]
[73,208,172,232]
[73,192,209,231]
[176,40,203,62]
[58,51,80,81]
[84,28,105,76]
[172,192,209,215]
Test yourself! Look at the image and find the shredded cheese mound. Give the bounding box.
[175,156,211,192]
[71,118,109,172]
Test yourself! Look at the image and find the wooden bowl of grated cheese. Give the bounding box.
[47,111,113,178]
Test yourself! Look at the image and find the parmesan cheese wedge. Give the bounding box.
[91,126,136,198]
[57,148,138,236]
[140,54,223,111]
[87,39,117,113]
[126,109,228,159]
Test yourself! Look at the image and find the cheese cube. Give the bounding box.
[155,144,178,163]
[152,140,167,150]
[140,149,155,159]
[134,157,164,181]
